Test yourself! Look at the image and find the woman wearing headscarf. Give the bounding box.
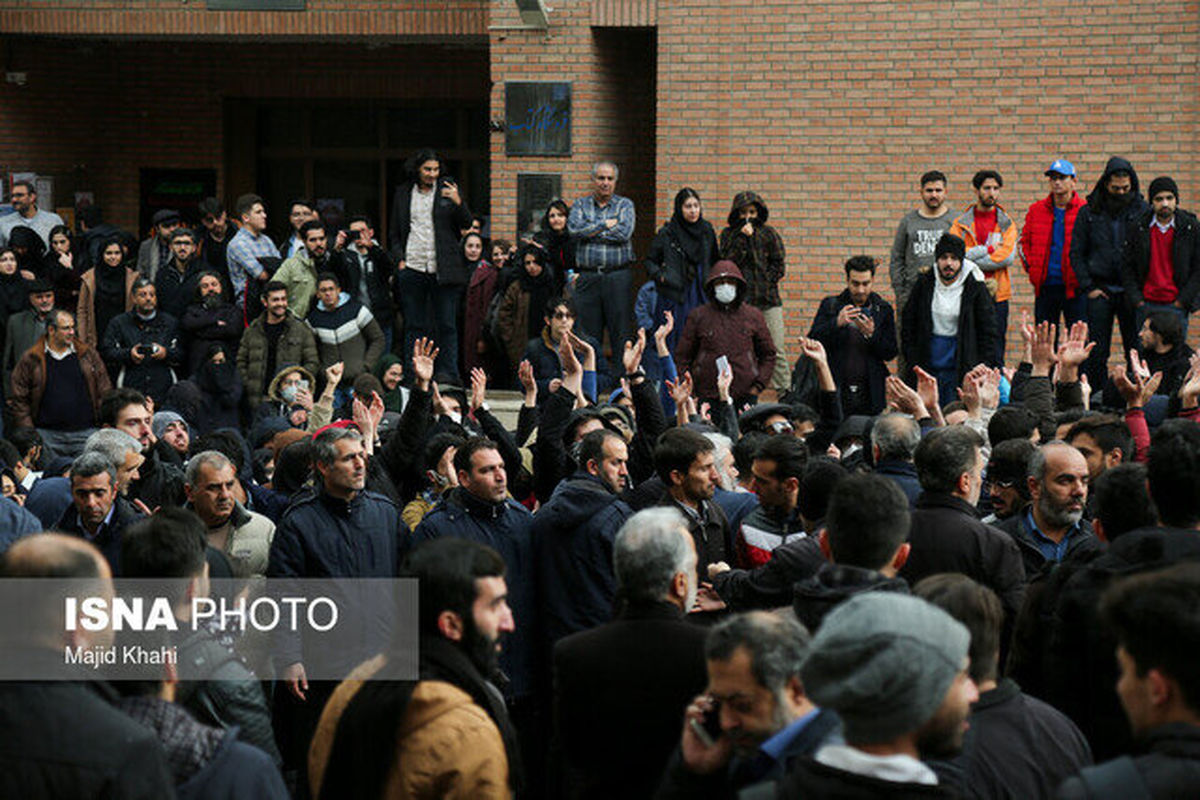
[523,199,575,297]
[644,187,718,352]
[5,225,44,279]
[43,224,83,310]
[496,246,558,369]
[0,249,30,361]
[373,352,410,413]
[77,235,138,350]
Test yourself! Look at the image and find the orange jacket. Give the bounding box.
[948,204,1018,302]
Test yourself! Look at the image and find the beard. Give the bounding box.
[1037,493,1083,528]
[462,614,502,679]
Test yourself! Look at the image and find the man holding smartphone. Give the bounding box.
[808,256,898,416]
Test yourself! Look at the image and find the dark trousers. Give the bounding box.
[1034,284,1086,330]
[397,268,462,380]
[993,299,1009,364]
[1083,290,1137,391]
[574,268,634,356]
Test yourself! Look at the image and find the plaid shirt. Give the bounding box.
[226,227,280,303]
[568,193,635,269]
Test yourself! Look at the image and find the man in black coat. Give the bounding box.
[1121,175,1200,332]
[898,426,1025,625]
[388,148,472,378]
[655,427,733,582]
[553,506,708,800]
[179,270,243,377]
[0,533,175,799]
[808,255,898,416]
[901,233,997,403]
[55,450,144,575]
[534,428,634,666]
[1071,156,1150,390]
[335,214,396,346]
[99,277,181,406]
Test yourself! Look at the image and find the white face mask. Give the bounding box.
[713,283,737,304]
[445,411,463,426]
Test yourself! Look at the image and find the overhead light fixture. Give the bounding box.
[514,0,549,29]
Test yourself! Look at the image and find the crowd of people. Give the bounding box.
[1,147,1200,799]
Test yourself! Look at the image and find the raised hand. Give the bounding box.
[912,366,940,418]
[518,359,537,403]
[1111,364,1163,410]
[666,371,694,410]
[412,337,438,390]
[623,328,647,376]
[886,375,928,420]
[1056,320,1095,379]
[568,332,597,372]
[325,361,345,388]
[799,336,828,367]
[469,367,487,411]
[1030,321,1057,377]
[653,310,675,356]
[716,361,733,403]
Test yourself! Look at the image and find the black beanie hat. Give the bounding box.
[934,233,965,262]
[1148,176,1179,202]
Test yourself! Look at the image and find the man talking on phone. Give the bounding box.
[388,148,473,379]
[808,255,898,416]
[656,611,843,799]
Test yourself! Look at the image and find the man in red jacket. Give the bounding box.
[1020,158,1088,328]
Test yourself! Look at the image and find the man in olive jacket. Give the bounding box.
[237,280,319,409]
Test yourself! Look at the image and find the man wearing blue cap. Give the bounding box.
[1020,159,1088,328]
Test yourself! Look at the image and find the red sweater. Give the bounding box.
[1145,223,1178,303]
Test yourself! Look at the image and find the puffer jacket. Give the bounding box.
[310,656,511,800]
[674,260,776,401]
[717,191,786,308]
[236,312,319,408]
[412,488,536,699]
[190,500,275,577]
[8,335,112,428]
[1070,156,1149,294]
[1020,192,1087,297]
[306,291,385,382]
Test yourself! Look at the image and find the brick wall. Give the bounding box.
[654,0,1200,360]
[0,37,488,234]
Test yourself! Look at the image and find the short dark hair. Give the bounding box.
[197,197,224,219]
[168,228,195,244]
[192,430,246,474]
[753,434,809,483]
[579,428,623,472]
[120,507,208,581]
[988,406,1039,446]
[1093,463,1158,541]
[1101,563,1200,713]
[654,428,714,485]
[288,197,315,213]
[1066,415,1134,463]
[352,374,384,401]
[732,431,768,479]
[453,437,500,476]
[403,538,506,637]
[914,574,1004,684]
[544,294,575,319]
[843,255,876,276]
[491,238,513,254]
[131,277,154,295]
[792,403,818,426]
[915,426,982,493]
[12,179,35,195]
[1148,420,1200,528]
[422,432,466,475]
[347,214,373,229]
[797,457,847,524]
[705,612,810,695]
[1146,311,1184,349]
[920,170,947,188]
[316,271,340,288]
[299,219,326,238]
[264,280,288,298]
[99,388,148,428]
[825,474,910,570]
[987,438,1037,499]
[972,169,1004,189]
[8,426,42,460]
[235,193,263,219]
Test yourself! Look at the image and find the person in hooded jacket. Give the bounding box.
[675,260,776,406]
[718,191,790,392]
[5,225,45,280]
[1071,157,1151,393]
[373,352,410,413]
[902,233,997,401]
[78,235,138,350]
[179,271,243,377]
[645,188,718,354]
[165,344,244,435]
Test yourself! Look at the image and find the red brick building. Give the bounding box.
[2,0,1195,355]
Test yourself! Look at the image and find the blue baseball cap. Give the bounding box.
[1045,159,1076,177]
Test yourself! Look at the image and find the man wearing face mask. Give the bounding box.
[179,271,243,378]
[1071,157,1149,391]
[402,432,464,530]
[675,260,776,406]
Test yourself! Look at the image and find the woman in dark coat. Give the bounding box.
[43,224,83,311]
[525,199,576,297]
[461,231,499,377]
[6,225,44,279]
[496,247,559,370]
[0,248,31,361]
[644,187,718,353]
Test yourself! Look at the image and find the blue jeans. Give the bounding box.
[574,268,634,357]
[1034,284,1086,330]
[397,269,462,380]
[1083,290,1137,391]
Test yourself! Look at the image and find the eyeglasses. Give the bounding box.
[552,311,574,320]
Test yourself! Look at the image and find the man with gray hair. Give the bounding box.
[774,593,976,795]
[994,441,1102,576]
[657,611,844,799]
[568,161,636,351]
[54,450,144,574]
[83,428,143,495]
[186,449,275,576]
[871,412,922,506]
[553,507,707,799]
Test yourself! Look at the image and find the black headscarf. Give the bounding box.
[0,249,28,321]
[7,226,45,274]
[94,235,129,341]
[667,187,714,267]
[518,249,556,340]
